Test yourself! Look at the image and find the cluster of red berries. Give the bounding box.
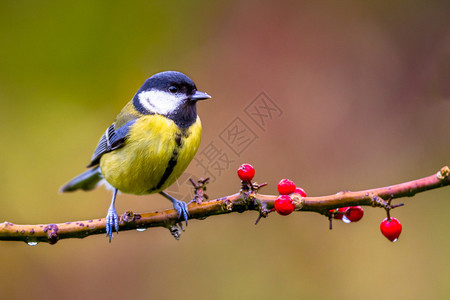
[237,163,402,242]
[274,179,306,216]
[237,165,307,217]
[329,206,402,242]
[329,206,364,223]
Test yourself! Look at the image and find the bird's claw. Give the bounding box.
[172,199,189,226]
[106,207,119,242]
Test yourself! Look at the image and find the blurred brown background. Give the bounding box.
[0,1,449,299]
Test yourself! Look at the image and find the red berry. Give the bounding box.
[343,206,364,223]
[380,217,402,242]
[277,179,296,195]
[330,207,347,220]
[274,195,295,215]
[293,187,307,197]
[237,163,255,181]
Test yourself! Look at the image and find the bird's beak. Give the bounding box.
[189,90,211,101]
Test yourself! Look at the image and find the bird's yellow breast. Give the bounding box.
[99,114,202,195]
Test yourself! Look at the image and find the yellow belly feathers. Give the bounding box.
[99,114,202,195]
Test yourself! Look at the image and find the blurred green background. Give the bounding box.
[1,1,449,299]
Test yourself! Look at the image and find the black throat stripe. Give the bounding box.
[152,132,184,192]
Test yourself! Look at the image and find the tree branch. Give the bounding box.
[1,166,449,245]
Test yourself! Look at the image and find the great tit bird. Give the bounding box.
[60,71,211,241]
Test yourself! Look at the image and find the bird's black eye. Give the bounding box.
[168,86,178,94]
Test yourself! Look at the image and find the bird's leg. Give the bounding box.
[106,188,119,242]
[159,191,189,225]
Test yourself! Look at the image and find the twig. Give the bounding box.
[0,166,448,245]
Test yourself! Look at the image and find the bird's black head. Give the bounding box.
[133,71,210,128]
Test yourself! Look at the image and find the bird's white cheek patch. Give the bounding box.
[138,90,183,115]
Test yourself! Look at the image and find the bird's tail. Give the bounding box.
[60,166,103,193]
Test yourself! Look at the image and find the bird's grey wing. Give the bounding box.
[87,119,137,167]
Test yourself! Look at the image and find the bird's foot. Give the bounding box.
[106,206,119,242]
[159,191,189,226]
[172,199,189,225]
